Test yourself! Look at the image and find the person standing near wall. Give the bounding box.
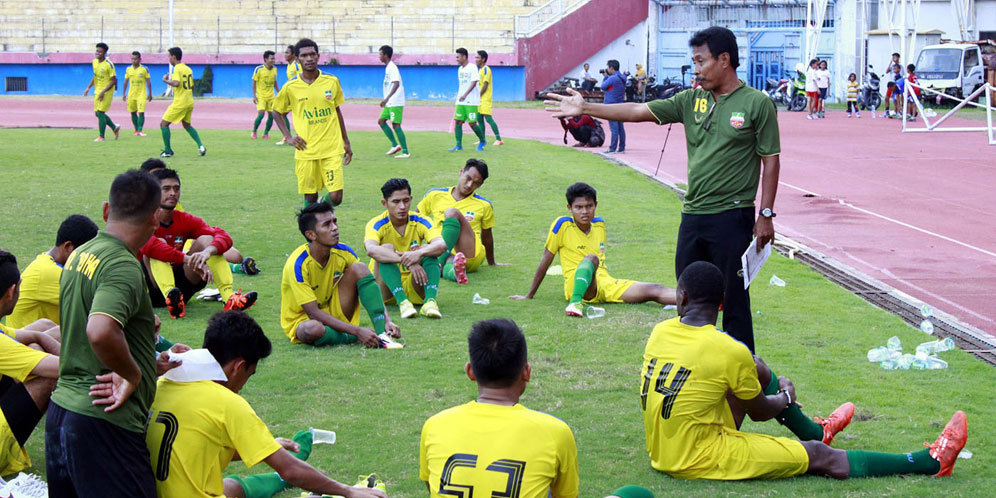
[600,59,626,154]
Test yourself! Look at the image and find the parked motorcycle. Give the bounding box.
[787,64,808,112]
[857,64,882,111]
[766,73,791,107]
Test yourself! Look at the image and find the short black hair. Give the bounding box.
[907,63,916,73]
[56,215,98,248]
[689,27,739,69]
[0,250,18,296]
[468,319,527,388]
[287,44,296,53]
[607,59,620,71]
[168,46,182,60]
[678,261,725,306]
[131,51,141,57]
[456,47,468,57]
[809,58,818,66]
[263,50,275,60]
[297,201,334,241]
[380,45,393,58]
[108,170,161,223]
[566,182,596,205]
[139,158,167,173]
[295,38,319,56]
[477,50,488,62]
[381,178,411,199]
[96,42,108,51]
[152,168,180,185]
[203,311,272,367]
[463,158,489,182]
[892,52,900,57]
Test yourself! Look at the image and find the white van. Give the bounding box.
[914,44,985,99]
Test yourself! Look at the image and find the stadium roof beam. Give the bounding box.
[952,0,976,41]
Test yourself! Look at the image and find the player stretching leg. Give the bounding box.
[160,47,206,157]
[84,42,120,142]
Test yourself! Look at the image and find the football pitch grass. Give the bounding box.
[2,128,994,496]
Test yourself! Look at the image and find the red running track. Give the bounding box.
[4,97,995,336]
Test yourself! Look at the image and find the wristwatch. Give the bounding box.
[759,208,776,219]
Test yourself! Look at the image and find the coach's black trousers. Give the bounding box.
[675,207,756,352]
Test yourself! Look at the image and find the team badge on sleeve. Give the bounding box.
[729,112,745,129]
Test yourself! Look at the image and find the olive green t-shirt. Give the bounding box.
[53,231,157,433]
[646,82,780,214]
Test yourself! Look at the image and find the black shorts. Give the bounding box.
[45,402,157,498]
[818,88,828,99]
[0,375,42,447]
[143,261,206,307]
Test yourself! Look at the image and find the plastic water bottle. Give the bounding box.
[585,306,606,319]
[880,358,900,370]
[958,449,973,460]
[912,352,928,369]
[916,337,955,355]
[471,293,490,305]
[919,319,935,335]
[897,353,915,369]
[769,275,786,287]
[886,336,901,350]
[867,347,900,362]
[920,304,933,318]
[924,355,948,370]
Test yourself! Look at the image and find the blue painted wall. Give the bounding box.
[0,63,526,100]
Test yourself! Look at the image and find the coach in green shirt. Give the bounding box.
[546,26,780,352]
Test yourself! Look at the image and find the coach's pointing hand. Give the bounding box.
[544,87,585,119]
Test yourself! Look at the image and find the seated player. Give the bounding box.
[417,158,504,285]
[281,202,401,348]
[139,158,260,276]
[642,261,968,480]
[419,318,579,497]
[6,214,98,334]
[142,310,386,498]
[510,182,676,316]
[147,168,257,318]
[0,250,60,475]
[364,178,448,319]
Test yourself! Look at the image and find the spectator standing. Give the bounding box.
[600,59,627,153]
[846,73,860,117]
[815,60,830,118]
[805,59,819,119]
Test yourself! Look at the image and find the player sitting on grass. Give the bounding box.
[147,168,257,318]
[510,182,677,316]
[0,250,61,476]
[419,318,579,497]
[365,178,449,319]
[280,202,401,348]
[642,261,968,480]
[417,159,504,285]
[160,46,207,158]
[5,214,97,334]
[139,310,386,498]
[273,38,352,207]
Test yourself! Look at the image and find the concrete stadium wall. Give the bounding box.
[0,58,525,100]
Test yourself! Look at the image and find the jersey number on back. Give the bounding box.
[439,453,526,497]
[152,411,180,481]
[181,74,193,90]
[641,359,692,419]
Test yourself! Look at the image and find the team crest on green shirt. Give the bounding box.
[729,112,745,129]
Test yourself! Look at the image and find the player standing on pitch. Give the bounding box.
[84,42,120,142]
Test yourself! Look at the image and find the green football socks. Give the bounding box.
[138,113,145,131]
[186,126,204,147]
[96,111,106,137]
[289,429,313,461]
[100,112,117,133]
[442,260,457,282]
[131,112,140,131]
[764,366,824,441]
[357,274,387,334]
[230,262,245,274]
[228,473,288,498]
[395,127,408,153]
[263,113,274,135]
[472,122,485,143]
[440,217,461,254]
[161,126,172,152]
[485,115,502,141]
[314,326,358,346]
[846,449,939,477]
[570,259,595,303]
[380,122,398,147]
[378,262,409,304]
[154,334,175,353]
[253,113,264,132]
[421,256,441,301]
[454,125,463,148]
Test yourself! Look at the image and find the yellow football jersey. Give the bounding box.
[6,253,62,329]
[420,401,579,498]
[479,66,493,104]
[125,65,150,99]
[543,216,609,282]
[641,317,761,475]
[280,242,360,338]
[286,60,301,80]
[364,211,442,272]
[169,62,195,106]
[0,332,50,382]
[252,64,278,99]
[274,72,345,160]
[146,379,282,498]
[417,187,494,238]
[0,323,13,339]
[92,58,115,91]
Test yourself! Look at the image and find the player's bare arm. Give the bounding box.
[273,111,306,150]
[98,75,116,100]
[336,107,352,166]
[163,74,180,87]
[263,449,387,498]
[15,329,60,356]
[544,87,655,122]
[381,81,399,108]
[481,228,508,266]
[754,154,780,251]
[738,375,797,422]
[121,78,130,102]
[301,301,380,347]
[85,314,142,412]
[510,248,555,299]
[84,76,95,96]
[146,77,153,101]
[365,240,403,264]
[251,78,258,104]
[459,80,478,102]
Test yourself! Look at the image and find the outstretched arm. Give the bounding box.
[265,448,386,498]
[509,249,555,299]
[544,88,655,122]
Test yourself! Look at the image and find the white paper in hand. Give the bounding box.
[740,237,772,290]
[163,349,228,383]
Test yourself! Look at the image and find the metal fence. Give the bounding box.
[514,0,587,38]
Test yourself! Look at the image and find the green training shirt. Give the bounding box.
[646,81,780,215]
[53,231,158,433]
